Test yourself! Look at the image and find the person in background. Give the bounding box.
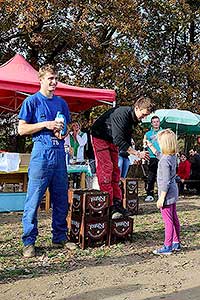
[82,116,99,189]
[146,129,181,255]
[176,153,191,194]
[18,64,76,258]
[143,116,162,202]
[64,122,87,164]
[91,96,155,219]
[188,148,200,194]
[118,139,135,178]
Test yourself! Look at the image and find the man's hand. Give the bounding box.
[138,151,150,160]
[45,120,64,131]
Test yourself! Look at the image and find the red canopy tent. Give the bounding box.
[0,54,116,113]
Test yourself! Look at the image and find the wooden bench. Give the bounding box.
[178,179,200,194]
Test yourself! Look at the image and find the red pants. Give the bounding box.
[92,137,122,206]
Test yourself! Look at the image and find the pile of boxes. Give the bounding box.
[68,189,109,249]
[120,178,139,215]
[67,178,139,249]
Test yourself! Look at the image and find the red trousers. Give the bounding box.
[92,137,122,206]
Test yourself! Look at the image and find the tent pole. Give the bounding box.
[96,100,115,106]
[16,91,31,97]
[176,123,178,137]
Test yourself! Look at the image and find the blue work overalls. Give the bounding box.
[19,92,70,246]
[22,141,68,246]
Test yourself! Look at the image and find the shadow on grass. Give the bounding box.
[0,195,199,284]
[61,283,141,300]
[1,221,200,284]
[143,285,200,300]
[58,284,200,300]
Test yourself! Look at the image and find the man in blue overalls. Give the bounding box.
[18,64,75,258]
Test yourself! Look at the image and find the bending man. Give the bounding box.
[91,96,155,219]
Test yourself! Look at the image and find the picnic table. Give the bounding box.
[0,164,91,212]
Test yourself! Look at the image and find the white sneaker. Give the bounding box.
[145,195,154,202]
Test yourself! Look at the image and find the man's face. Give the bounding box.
[189,149,195,156]
[40,71,58,93]
[151,117,160,130]
[135,107,150,121]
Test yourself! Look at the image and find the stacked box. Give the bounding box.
[120,178,139,215]
[69,189,109,217]
[109,216,134,245]
[69,215,81,243]
[80,215,109,249]
[67,189,110,249]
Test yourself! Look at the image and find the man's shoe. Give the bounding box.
[111,211,123,219]
[113,199,133,218]
[145,195,154,202]
[52,240,78,250]
[153,245,172,255]
[110,205,123,219]
[23,244,35,258]
[172,242,181,251]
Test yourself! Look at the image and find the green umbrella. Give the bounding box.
[142,109,200,135]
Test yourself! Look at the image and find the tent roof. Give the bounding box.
[0,54,116,113]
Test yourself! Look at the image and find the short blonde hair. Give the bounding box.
[158,129,177,155]
[38,64,57,79]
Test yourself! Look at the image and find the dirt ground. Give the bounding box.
[0,193,200,300]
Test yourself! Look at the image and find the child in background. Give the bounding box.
[176,153,191,194]
[146,129,181,255]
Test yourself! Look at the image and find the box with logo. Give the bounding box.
[109,216,134,245]
[69,214,82,243]
[120,178,139,215]
[68,211,109,249]
[70,189,110,217]
[70,189,84,215]
[79,215,109,249]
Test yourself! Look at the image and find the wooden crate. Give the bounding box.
[79,215,109,249]
[68,212,109,249]
[120,178,139,215]
[70,189,109,217]
[109,216,134,245]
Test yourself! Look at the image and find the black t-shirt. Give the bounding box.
[91,106,138,152]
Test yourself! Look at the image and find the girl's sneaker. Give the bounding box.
[172,242,181,251]
[153,245,172,255]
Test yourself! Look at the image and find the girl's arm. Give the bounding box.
[145,140,157,155]
[145,139,162,160]
[157,158,171,208]
[157,191,167,209]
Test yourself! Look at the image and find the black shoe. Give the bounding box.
[110,205,123,219]
[113,199,133,217]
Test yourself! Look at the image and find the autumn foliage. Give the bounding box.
[0,0,199,111]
